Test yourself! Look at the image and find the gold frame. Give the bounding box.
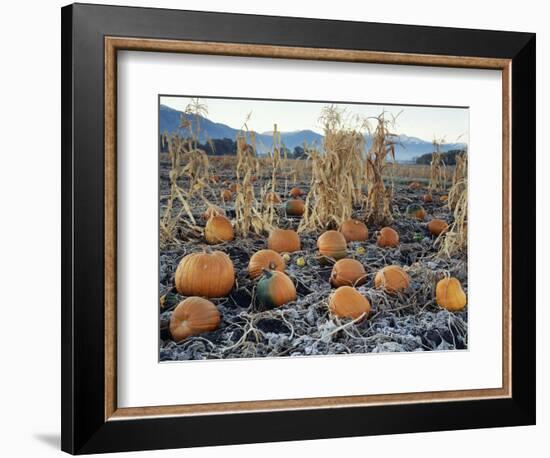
[104,37,512,421]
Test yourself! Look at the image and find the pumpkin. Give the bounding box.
[251,175,258,183]
[408,181,421,190]
[256,270,296,308]
[317,230,347,261]
[296,257,306,267]
[422,194,433,203]
[175,251,235,297]
[248,249,285,279]
[329,286,371,319]
[202,205,226,221]
[169,297,221,342]
[204,215,234,244]
[289,187,304,198]
[266,192,281,204]
[427,219,449,236]
[436,277,467,311]
[340,219,368,242]
[374,265,410,294]
[221,189,232,202]
[440,195,449,203]
[229,183,241,193]
[330,259,367,287]
[210,175,221,184]
[285,199,305,217]
[377,227,399,248]
[406,204,426,220]
[268,228,301,253]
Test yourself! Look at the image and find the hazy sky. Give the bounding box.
[161,96,469,143]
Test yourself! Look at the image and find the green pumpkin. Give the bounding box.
[406,204,426,221]
[256,270,297,309]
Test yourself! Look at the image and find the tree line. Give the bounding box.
[160,135,308,159]
[414,149,467,166]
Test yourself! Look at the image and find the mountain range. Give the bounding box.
[160,104,466,162]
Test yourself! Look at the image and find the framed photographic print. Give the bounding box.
[61,3,536,455]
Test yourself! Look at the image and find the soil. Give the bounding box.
[159,158,468,361]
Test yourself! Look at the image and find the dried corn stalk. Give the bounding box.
[437,181,467,257]
[428,138,447,192]
[260,125,283,230]
[448,151,467,210]
[364,113,398,226]
[234,129,259,236]
[438,150,468,257]
[160,98,212,246]
[299,106,365,232]
[160,133,200,246]
[234,119,278,236]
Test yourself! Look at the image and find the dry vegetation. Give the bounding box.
[159,100,468,361]
[234,128,259,236]
[438,152,468,257]
[428,138,448,192]
[364,113,398,226]
[299,106,365,232]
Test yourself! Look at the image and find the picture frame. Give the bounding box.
[61,3,536,454]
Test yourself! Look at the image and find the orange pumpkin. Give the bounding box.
[374,265,410,294]
[266,192,281,204]
[427,219,449,236]
[229,183,241,193]
[169,297,221,342]
[408,181,421,190]
[436,277,467,311]
[330,259,367,287]
[221,189,232,202]
[440,195,449,203]
[175,251,235,297]
[317,230,347,261]
[289,187,304,198]
[340,219,368,242]
[256,270,297,308]
[248,249,285,279]
[377,227,399,248]
[285,199,305,217]
[329,286,371,319]
[268,228,301,253]
[422,194,433,203]
[202,205,226,221]
[210,175,221,184]
[406,204,426,221]
[204,215,234,244]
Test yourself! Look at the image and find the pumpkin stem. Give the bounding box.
[261,268,274,279]
[268,261,277,270]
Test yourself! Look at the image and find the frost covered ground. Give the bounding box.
[159,160,467,361]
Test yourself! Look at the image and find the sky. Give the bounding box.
[161,96,469,143]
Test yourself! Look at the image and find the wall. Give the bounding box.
[0,0,545,456]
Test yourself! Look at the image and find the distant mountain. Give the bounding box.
[382,135,467,162]
[159,104,466,162]
[160,104,323,153]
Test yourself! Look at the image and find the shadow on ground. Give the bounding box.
[34,433,60,449]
